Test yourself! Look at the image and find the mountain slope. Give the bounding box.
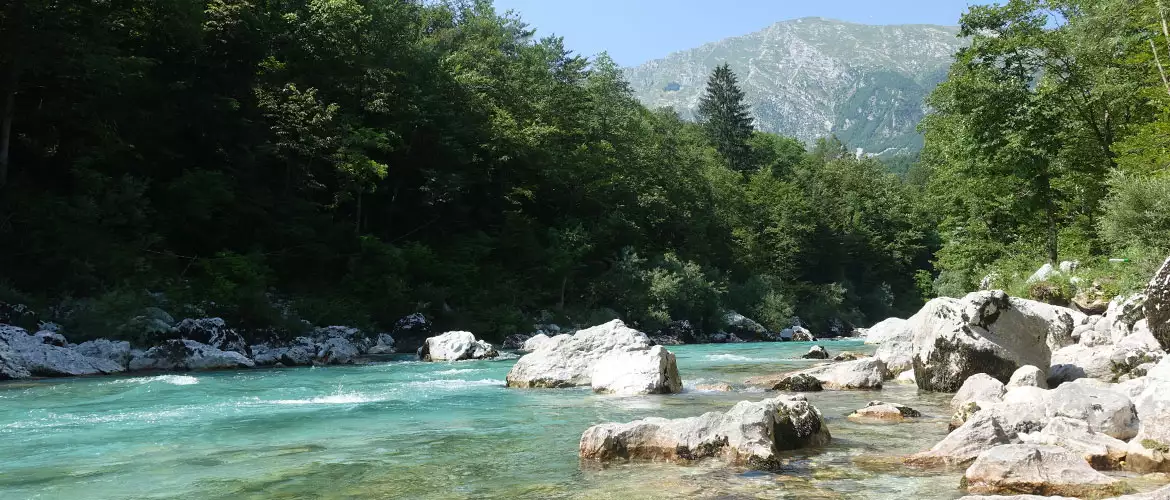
[623,17,964,155]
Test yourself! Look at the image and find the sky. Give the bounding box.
[491,0,989,66]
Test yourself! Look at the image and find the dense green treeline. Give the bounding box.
[0,0,934,341]
[918,0,1170,300]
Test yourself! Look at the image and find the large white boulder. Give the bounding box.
[863,317,909,345]
[128,339,255,371]
[520,333,554,352]
[1049,343,1113,385]
[73,339,134,369]
[418,331,498,362]
[579,395,830,468]
[590,346,682,395]
[873,318,915,378]
[506,320,681,394]
[910,291,1083,392]
[1150,256,1170,350]
[1007,365,1048,390]
[963,444,1125,497]
[952,373,1006,411]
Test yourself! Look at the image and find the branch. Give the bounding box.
[1152,38,1170,98]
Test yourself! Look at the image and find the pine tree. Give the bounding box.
[697,63,755,173]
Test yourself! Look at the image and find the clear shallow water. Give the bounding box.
[1,341,975,499]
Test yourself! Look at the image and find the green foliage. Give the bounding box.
[0,0,938,341]
[1100,172,1170,255]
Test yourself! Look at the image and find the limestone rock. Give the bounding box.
[316,336,361,365]
[418,331,498,362]
[722,311,775,342]
[1050,343,1113,386]
[952,373,1006,411]
[520,333,554,352]
[367,333,397,355]
[176,317,250,356]
[1150,256,1170,351]
[74,339,134,369]
[1047,379,1138,441]
[910,291,1083,392]
[1018,416,1128,470]
[848,401,921,422]
[579,395,830,469]
[801,345,829,359]
[128,339,255,371]
[797,357,885,390]
[0,325,125,377]
[907,411,1014,466]
[863,317,909,345]
[590,346,683,395]
[1007,365,1048,390]
[501,334,531,350]
[833,352,860,361]
[963,444,1126,497]
[506,320,678,393]
[770,373,823,392]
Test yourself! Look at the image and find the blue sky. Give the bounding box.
[492,0,989,66]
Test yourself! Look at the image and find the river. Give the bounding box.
[1,340,977,499]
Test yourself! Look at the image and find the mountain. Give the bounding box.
[623,17,965,156]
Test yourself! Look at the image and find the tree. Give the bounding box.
[697,63,755,173]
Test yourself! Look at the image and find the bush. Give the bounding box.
[1100,172,1170,255]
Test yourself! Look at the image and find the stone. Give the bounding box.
[590,346,683,395]
[654,320,698,344]
[895,369,916,384]
[722,311,775,342]
[1150,256,1170,351]
[848,401,921,422]
[1050,343,1113,386]
[862,317,909,345]
[1112,484,1170,499]
[1018,416,1128,470]
[797,357,885,390]
[74,339,133,369]
[1073,286,1110,315]
[0,325,125,377]
[787,326,816,342]
[910,291,1083,392]
[520,333,554,352]
[391,312,432,352]
[579,395,830,469]
[907,411,1015,466]
[1110,325,1165,380]
[316,336,361,364]
[35,330,68,347]
[501,334,531,350]
[176,318,250,356]
[367,333,397,355]
[1007,365,1048,390]
[770,373,824,392]
[694,382,734,392]
[802,345,829,359]
[418,331,499,362]
[963,444,1126,497]
[875,329,915,378]
[128,339,255,371]
[952,373,1007,411]
[1027,263,1058,284]
[1046,379,1138,440]
[506,320,678,391]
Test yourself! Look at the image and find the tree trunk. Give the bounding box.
[0,66,14,188]
[1040,171,1058,264]
[559,275,568,311]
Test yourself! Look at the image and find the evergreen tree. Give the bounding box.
[697,64,755,173]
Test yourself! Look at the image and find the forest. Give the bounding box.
[0,0,1167,343]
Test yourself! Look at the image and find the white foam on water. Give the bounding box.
[402,379,504,389]
[429,368,483,376]
[704,354,767,362]
[110,375,200,386]
[269,393,383,405]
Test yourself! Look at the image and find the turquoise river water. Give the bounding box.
[0,340,1110,499]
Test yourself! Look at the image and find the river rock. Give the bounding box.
[963,444,1125,497]
[590,346,683,396]
[74,339,134,369]
[1046,379,1138,440]
[316,336,361,364]
[770,373,824,392]
[908,411,1015,466]
[1112,484,1170,499]
[367,333,397,355]
[176,318,250,356]
[848,401,921,422]
[506,320,679,394]
[579,395,830,469]
[128,339,255,371]
[797,357,885,390]
[35,330,67,347]
[863,317,909,345]
[1007,365,1048,390]
[520,333,554,352]
[1018,416,1128,470]
[501,334,531,350]
[1049,343,1113,386]
[1151,256,1170,351]
[833,352,860,361]
[802,345,829,359]
[0,324,126,377]
[910,291,1083,392]
[722,311,775,342]
[391,312,431,352]
[419,331,498,362]
[787,326,815,342]
[952,373,1006,411]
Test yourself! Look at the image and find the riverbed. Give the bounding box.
[1,340,978,499]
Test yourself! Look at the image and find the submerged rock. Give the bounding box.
[962,444,1126,498]
[506,320,681,395]
[801,345,829,359]
[579,395,830,469]
[848,401,921,422]
[694,382,734,392]
[910,291,1083,392]
[419,331,498,362]
[833,352,860,362]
